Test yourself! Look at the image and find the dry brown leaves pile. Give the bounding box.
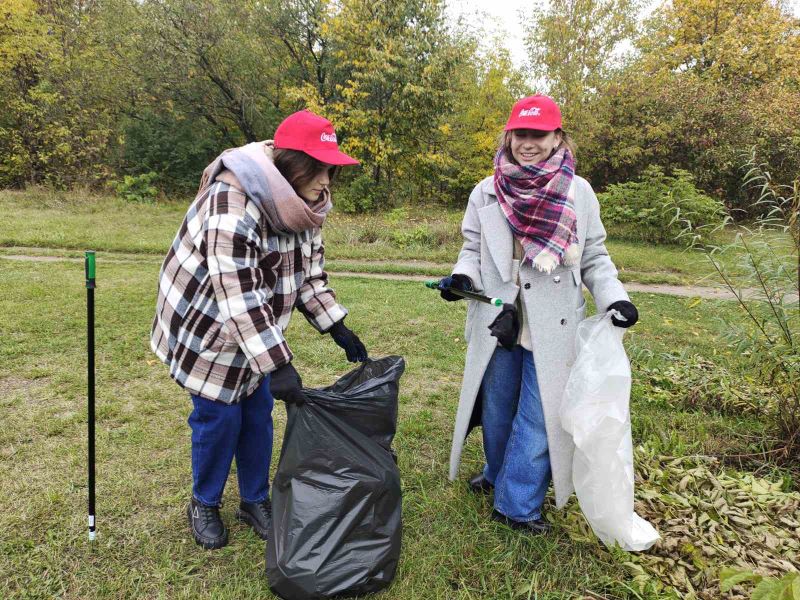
[560,448,800,599]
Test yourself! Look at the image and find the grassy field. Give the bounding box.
[2,188,798,599]
[0,188,733,286]
[1,251,797,599]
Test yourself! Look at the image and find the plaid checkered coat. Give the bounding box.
[150,180,347,403]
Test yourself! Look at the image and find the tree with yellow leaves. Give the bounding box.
[0,0,116,187]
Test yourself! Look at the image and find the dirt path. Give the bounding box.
[0,248,447,269]
[4,250,780,301]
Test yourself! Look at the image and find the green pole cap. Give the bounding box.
[85,251,96,288]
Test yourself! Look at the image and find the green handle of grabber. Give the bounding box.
[85,251,96,289]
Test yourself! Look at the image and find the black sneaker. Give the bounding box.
[187,497,229,549]
[236,498,272,540]
[491,509,552,535]
[468,472,494,495]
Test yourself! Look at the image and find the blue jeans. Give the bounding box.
[188,376,274,506]
[481,346,551,522]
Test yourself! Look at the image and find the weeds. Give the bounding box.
[679,151,800,460]
[637,355,772,418]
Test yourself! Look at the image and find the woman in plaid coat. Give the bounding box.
[440,96,640,534]
[151,110,367,549]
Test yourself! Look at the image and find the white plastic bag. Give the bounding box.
[560,312,660,551]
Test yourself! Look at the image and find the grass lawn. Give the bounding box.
[0,188,738,286]
[2,253,797,599]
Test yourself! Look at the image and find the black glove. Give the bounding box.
[488,303,520,350]
[607,300,639,328]
[269,362,305,406]
[328,320,368,362]
[438,274,473,302]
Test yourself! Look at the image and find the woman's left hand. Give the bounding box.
[328,320,369,362]
[488,303,520,350]
[607,300,639,328]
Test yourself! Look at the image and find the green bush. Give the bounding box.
[682,153,800,460]
[385,207,410,226]
[113,172,159,203]
[389,225,436,248]
[598,166,726,244]
[335,174,390,213]
[120,110,225,195]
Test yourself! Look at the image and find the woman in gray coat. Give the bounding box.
[439,95,638,533]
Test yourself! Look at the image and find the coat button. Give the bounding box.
[553,275,561,283]
[560,318,567,325]
[524,283,531,290]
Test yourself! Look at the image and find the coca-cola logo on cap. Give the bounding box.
[320,132,337,143]
[519,107,541,117]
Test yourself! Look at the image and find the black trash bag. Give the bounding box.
[266,356,405,600]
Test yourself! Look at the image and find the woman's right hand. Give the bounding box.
[438,274,473,302]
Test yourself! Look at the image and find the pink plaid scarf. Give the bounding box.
[493,147,579,273]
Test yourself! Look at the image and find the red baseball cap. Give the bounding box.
[274,110,359,166]
[504,95,562,131]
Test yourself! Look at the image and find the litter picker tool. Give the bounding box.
[424,280,505,306]
[85,251,96,542]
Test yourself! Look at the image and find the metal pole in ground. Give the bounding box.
[85,251,96,542]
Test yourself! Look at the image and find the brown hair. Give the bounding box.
[497,129,577,165]
[272,148,339,191]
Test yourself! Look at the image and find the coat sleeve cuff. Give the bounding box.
[452,262,483,292]
[300,301,349,334]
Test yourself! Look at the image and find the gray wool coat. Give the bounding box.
[449,174,630,508]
